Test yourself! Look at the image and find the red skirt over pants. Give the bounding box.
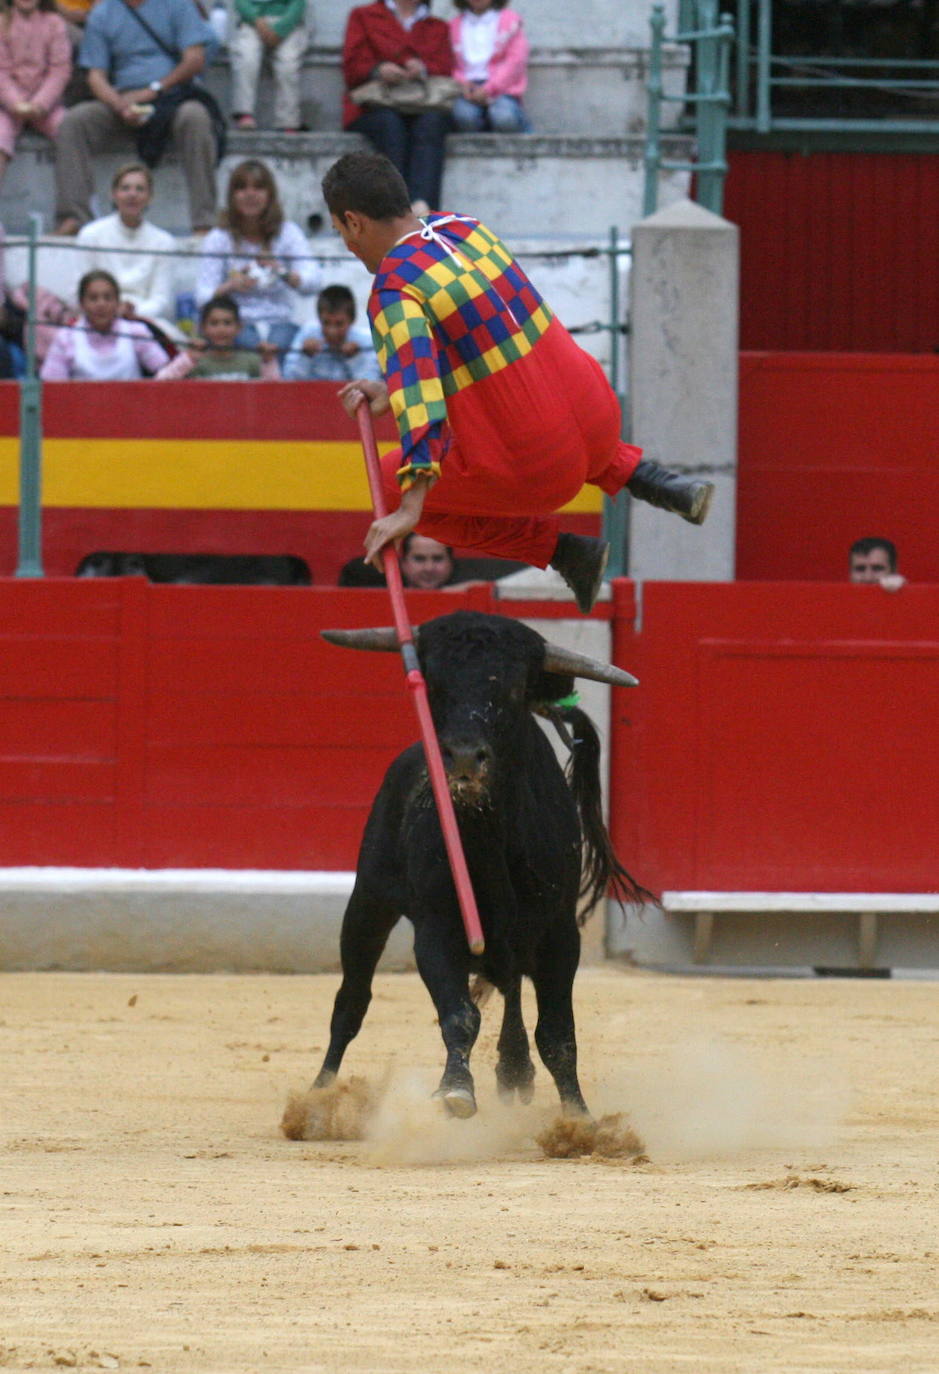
[380,317,642,566]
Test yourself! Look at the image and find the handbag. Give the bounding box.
[350,75,460,115]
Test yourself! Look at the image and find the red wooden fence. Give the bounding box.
[725,150,939,353]
[2,577,935,896]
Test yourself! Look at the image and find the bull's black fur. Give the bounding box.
[313,611,650,1118]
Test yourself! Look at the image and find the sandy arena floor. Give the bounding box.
[2,966,939,1373]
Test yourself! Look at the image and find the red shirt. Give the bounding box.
[342,2,454,128]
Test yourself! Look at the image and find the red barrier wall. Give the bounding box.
[737,352,939,583]
[610,580,939,895]
[2,578,936,896]
[725,150,939,352]
[0,382,600,580]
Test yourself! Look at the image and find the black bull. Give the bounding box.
[313,611,651,1118]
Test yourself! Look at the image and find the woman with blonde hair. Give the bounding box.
[196,157,319,355]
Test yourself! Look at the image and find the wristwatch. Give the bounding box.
[149,80,164,94]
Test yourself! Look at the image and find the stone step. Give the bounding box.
[201,43,690,138]
[0,130,693,238]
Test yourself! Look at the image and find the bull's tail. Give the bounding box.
[561,706,658,921]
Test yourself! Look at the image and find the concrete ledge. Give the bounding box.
[623,891,939,973]
[202,44,690,138]
[663,891,939,914]
[0,867,416,974]
[0,127,692,235]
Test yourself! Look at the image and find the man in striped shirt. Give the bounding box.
[323,151,712,612]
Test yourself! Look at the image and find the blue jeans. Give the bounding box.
[349,106,450,208]
[450,94,531,133]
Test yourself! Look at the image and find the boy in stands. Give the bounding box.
[156,295,279,379]
[323,150,713,612]
[283,283,381,382]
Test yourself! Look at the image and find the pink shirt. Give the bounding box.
[0,10,71,113]
[41,317,169,380]
[449,7,528,99]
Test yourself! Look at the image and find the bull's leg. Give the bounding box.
[313,886,400,1088]
[413,921,480,1118]
[531,922,589,1117]
[495,979,536,1104]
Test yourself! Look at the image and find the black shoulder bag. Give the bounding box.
[115,0,226,167]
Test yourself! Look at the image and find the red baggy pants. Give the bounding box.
[380,318,642,566]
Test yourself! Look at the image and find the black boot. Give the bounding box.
[626,460,714,525]
[550,533,609,614]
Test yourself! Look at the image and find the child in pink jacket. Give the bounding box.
[449,0,530,132]
[0,0,71,186]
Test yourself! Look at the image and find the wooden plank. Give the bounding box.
[0,699,114,757]
[0,760,115,802]
[858,911,879,970]
[693,911,714,964]
[0,639,117,697]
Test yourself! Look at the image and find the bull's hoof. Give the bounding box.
[497,1068,536,1105]
[312,1069,336,1090]
[433,1085,477,1119]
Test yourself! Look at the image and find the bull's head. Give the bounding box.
[322,612,637,808]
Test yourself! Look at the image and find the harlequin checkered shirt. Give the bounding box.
[368,213,555,488]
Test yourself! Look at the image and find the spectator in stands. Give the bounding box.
[52,0,217,236]
[342,0,453,215]
[0,222,22,376]
[449,0,530,132]
[849,536,906,592]
[156,293,280,378]
[53,0,92,105]
[400,532,454,587]
[75,161,180,347]
[196,158,319,357]
[283,282,380,381]
[54,0,94,38]
[0,0,71,188]
[339,533,455,588]
[230,0,308,133]
[40,267,170,377]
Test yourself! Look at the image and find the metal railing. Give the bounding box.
[732,0,939,134]
[11,225,633,579]
[644,0,734,216]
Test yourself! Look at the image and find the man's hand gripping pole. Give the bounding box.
[354,402,485,956]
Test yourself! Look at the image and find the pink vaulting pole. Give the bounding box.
[355,402,485,956]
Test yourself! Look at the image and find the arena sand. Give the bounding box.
[2,967,939,1373]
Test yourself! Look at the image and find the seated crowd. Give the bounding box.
[0,0,533,378]
[2,0,535,583]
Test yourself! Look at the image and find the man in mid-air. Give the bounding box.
[324,150,712,613]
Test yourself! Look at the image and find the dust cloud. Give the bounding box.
[281,1070,647,1165]
[281,1037,841,1165]
[591,1036,849,1162]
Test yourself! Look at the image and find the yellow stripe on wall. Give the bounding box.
[0,436,603,513]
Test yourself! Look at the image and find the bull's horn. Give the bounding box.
[321,626,412,652]
[542,641,638,688]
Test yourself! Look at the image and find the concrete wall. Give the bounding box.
[265,0,681,52]
[627,198,739,582]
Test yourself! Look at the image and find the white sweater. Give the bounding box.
[195,222,320,325]
[75,214,178,332]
